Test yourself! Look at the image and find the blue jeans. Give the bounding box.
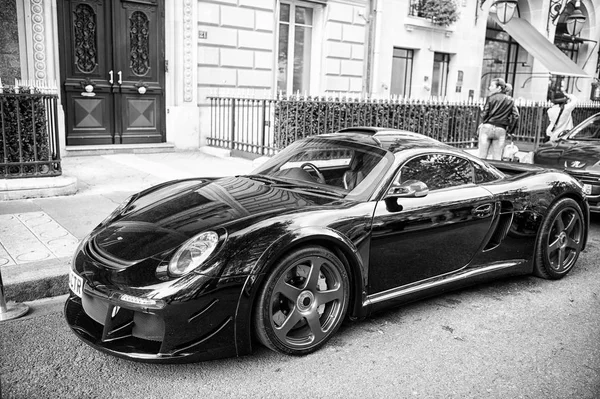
[478,123,506,160]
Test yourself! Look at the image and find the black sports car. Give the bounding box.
[65,128,589,363]
[534,112,600,212]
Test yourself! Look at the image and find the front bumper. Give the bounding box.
[64,279,242,363]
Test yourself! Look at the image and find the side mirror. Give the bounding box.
[386,179,429,198]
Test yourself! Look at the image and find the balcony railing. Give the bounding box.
[408,0,427,18]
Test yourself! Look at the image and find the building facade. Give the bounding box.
[1,0,599,151]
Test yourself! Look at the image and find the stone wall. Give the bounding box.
[323,2,366,94]
[0,0,21,83]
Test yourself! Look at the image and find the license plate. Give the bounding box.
[69,271,83,298]
[583,184,592,195]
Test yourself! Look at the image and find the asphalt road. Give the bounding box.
[2,218,600,399]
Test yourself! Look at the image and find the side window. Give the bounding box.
[473,161,500,183]
[399,154,474,190]
[571,117,600,139]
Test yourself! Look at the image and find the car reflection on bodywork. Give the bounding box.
[65,127,589,363]
[534,112,600,212]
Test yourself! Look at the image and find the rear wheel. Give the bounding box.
[534,198,584,279]
[254,246,349,355]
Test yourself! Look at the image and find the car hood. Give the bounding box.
[91,176,341,263]
[535,140,600,169]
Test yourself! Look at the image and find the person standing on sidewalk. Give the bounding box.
[546,82,577,143]
[501,83,521,161]
[478,78,519,160]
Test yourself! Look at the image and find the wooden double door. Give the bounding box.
[58,0,165,145]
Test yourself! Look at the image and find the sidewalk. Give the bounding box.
[0,149,254,303]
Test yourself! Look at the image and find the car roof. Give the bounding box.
[320,127,453,153]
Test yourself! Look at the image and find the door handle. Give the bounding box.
[118,71,122,85]
[473,204,493,218]
[109,70,113,84]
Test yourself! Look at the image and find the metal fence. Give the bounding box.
[0,88,62,179]
[207,95,600,157]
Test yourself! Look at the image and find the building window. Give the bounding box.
[391,48,414,97]
[432,52,450,97]
[277,2,313,95]
[480,18,519,98]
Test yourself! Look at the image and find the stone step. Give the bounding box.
[64,143,176,157]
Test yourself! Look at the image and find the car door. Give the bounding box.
[368,153,495,294]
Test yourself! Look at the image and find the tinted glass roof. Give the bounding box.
[323,128,452,153]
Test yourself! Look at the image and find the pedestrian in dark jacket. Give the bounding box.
[478,78,519,160]
[502,83,520,134]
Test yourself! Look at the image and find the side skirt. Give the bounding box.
[364,260,530,315]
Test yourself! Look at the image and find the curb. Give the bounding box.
[0,175,78,200]
[2,257,70,303]
[5,274,69,303]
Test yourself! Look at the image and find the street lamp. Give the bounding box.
[566,7,586,36]
[494,0,518,24]
[479,0,519,24]
[548,0,587,35]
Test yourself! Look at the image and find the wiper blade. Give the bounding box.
[273,183,345,198]
[239,174,284,184]
[240,174,345,198]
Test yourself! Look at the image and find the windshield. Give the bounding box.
[251,137,394,200]
[567,114,600,140]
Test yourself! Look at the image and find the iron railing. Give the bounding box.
[207,95,600,156]
[208,97,278,156]
[408,0,427,18]
[0,91,62,178]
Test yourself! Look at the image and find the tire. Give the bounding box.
[534,198,584,280]
[254,246,350,356]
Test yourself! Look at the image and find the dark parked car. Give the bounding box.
[534,112,600,212]
[65,128,589,363]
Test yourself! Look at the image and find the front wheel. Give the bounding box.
[254,246,349,355]
[534,198,584,279]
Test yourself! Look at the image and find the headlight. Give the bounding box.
[100,195,135,226]
[168,231,219,276]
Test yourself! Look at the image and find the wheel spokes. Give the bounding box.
[565,236,580,250]
[304,257,325,290]
[563,212,578,234]
[548,237,562,253]
[553,213,565,232]
[305,309,326,342]
[315,286,342,307]
[274,308,303,340]
[556,247,566,271]
[277,281,302,302]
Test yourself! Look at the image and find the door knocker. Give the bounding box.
[80,78,96,97]
[134,81,149,95]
